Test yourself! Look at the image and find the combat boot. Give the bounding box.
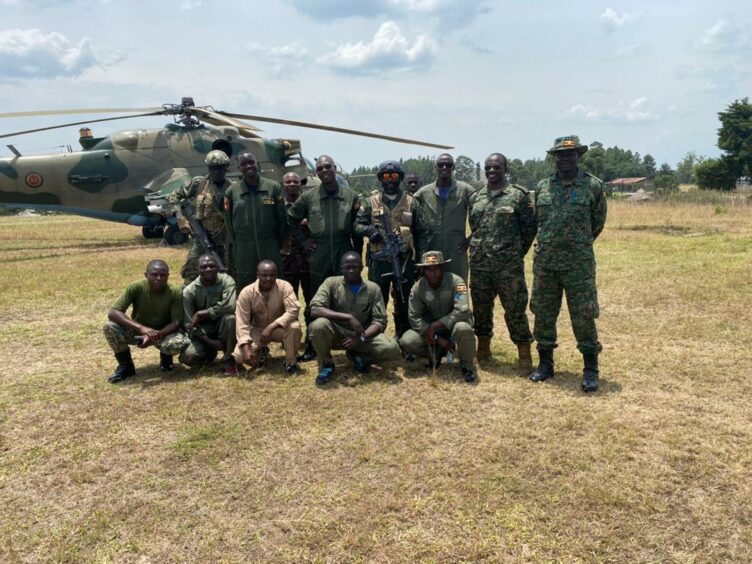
[476,336,492,362]
[582,354,599,393]
[160,353,174,372]
[108,350,135,384]
[298,340,316,362]
[517,343,533,376]
[529,348,554,382]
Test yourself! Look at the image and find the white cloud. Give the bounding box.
[602,8,641,33]
[0,29,100,78]
[180,0,202,10]
[699,18,751,52]
[246,42,309,78]
[317,21,437,75]
[568,97,658,123]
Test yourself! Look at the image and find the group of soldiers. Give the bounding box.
[103,134,607,392]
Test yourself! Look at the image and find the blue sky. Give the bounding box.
[0,0,749,171]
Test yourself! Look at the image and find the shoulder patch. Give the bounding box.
[456,283,467,294]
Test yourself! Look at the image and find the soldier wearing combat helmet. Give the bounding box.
[168,149,234,286]
[355,160,418,338]
[528,135,607,392]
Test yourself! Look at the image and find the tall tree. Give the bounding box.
[642,154,657,178]
[717,97,752,180]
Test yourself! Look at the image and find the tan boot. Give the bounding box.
[517,343,533,376]
[477,336,492,361]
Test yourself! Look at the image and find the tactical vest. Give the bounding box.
[368,190,414,256]
[194,177,227,233]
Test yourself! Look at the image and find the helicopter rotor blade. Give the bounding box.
[0,107,162,119]
[218,111,454,150]
[0,111,165,139]
[188,107,263,136]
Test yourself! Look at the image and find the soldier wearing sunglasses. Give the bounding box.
[355,160,418,338]
[413,153,475,281]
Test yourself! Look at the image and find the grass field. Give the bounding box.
[1,195,751,562]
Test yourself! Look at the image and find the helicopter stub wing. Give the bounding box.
[142,168,193,217]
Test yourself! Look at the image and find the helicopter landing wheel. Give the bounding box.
[163,224,188,246]
[142,225,165,239]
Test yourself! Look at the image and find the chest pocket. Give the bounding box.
[195,192,215,220]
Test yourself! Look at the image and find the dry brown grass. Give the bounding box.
[1,198,751,562]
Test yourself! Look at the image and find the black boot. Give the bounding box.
[297,339,316,362]
[160,352,174,372]
[529,348,554,382]
[108,350,135,383]
[582,354,599,392]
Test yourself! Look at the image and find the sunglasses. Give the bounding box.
[484,165,503,171]
[316,164,333,172]
[437,162,454,169]
[381,172,400,181]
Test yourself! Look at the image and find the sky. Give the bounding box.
[0,0,750,171]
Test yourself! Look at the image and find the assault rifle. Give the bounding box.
[177,200,227,272]
[370,210,408,303]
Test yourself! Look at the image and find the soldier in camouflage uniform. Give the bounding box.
[103,259,189,383]
[529,136,607,392]
[168,150,233,286]
[287,155,363,360]
[355,160,417,338]
[399,251,477,383]
[414,154,474,280]
[224,151,287,291]
[468,153,537,373]
[179,254,237,375]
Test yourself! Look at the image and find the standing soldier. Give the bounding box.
[179,254,237,375]
[469,153,536,373]
[224,151,287,291]
[355,160,417,338]
[405,172,422,195]
[287,155,363,359]
[529,136,607,392]
[280,172,315,360]
[168,150,233,286]
[414,153,474,280]
[399,251,477,383]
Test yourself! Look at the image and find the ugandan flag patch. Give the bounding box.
[456,283,467,294]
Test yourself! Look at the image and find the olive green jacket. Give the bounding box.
[408,272,473,334]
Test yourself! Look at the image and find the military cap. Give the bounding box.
[205,150,231,166]
[416,250,451,267]
[547,135,589,156]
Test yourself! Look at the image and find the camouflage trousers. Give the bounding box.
[470,264,533,344]
[399,322,476,370]
[180,236,233,286]
[178,314,237,367]
[530,261,602,355]
[308,318,402,371]
[103,321,189,355]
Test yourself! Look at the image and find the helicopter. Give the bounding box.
[0,97,452,244]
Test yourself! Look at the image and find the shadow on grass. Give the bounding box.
[322,362,403,389]
[528,370,623,395]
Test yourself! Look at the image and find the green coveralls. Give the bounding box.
[224,176,286,291]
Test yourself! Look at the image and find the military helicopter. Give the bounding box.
[0,97,452,244]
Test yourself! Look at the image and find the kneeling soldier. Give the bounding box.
[103,259,189,383]
[233,260,302,374]
[309,251,401,386]
[179,254,237,374]
[399,251,477,382]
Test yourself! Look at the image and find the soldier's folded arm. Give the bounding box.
[353,200,373,238]
[287,197,309,248]
[591,182,608,240]
[207,278,237,320]
[234,290,254,346]
[441,279,472,330]
[519,193,538,254]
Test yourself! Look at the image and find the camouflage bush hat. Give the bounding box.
[205,150,231,166]
[416,250,451,267]
[547,135,589,156]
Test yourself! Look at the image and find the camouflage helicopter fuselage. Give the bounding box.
[0,122,315,230]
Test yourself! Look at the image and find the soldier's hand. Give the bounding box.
[138,326,160,343]
[304,240,317,254]
[347,315,365,337]
[341,337,357,350]
[458,237,470,252]
[260,326,274,347]
[241,345,256,368]
[367,226,383,243]
[207,338,224,352]
[425,321,445,343]
[437,336,455,352]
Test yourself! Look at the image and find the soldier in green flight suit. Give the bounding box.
[413,153,475,281]
[528,135,608,392]
[468,153,537,373]
[355,160,418,338]
[287,155,363,360]
[168,150,233,286]
[223,151,287,291]
[399,251,477,383]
